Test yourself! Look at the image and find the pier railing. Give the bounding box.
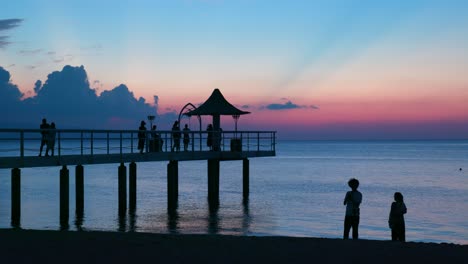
[0,129,276,158]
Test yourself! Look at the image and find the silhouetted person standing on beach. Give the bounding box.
[137,121,147,154]
[343,178,362,239]
[389,192,407,242]
[39,118,50,156]
[46,122,57,156]
[183,124,190,151]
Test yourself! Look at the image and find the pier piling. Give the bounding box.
[75,165,84,215]
[11,168,21,228]
[208,159,220,204]
[118,163,127,215]
[243,158,249,200]
[167,160,178,209]
[129,162,137,210]
[60,165,69,228]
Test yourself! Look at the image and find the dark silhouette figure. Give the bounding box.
[150,125,163,152]
[389,192,407,242]
[38,118,50,156]
[183,124,190,151]
[137,121,147,154]
[206,124,213,151]
[343,178,362,239]
[45,122,57,156]
[171,121,181,152]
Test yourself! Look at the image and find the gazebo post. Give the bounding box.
[212,114,221,151]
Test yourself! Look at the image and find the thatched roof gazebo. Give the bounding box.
[186,88,250,150]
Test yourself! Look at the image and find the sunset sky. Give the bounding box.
[1,0,468,139]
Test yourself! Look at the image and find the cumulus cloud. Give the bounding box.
[0,19,23,48]
[1,65,176,129]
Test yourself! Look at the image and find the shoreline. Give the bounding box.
[1,229,467,263]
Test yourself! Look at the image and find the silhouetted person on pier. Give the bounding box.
[389,192,407,242]
[38,118,50,156]
[137,121,147,154]
[150,125,163,152]
[171,121,181,152]
[206,124,213,151]
[343,178,362,239]
[183,124,190,151]
[46,122,57,156]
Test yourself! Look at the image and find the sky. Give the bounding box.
[1,0,468,139]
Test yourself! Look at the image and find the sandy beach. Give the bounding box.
[0,229,466,264]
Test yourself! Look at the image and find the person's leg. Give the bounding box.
[343,216,351,239]
[391,228,397,241]
[400,224,406,242]
[352,216,359,239]
[39,139,46,156]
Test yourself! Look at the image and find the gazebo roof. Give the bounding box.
[186,89,250,116]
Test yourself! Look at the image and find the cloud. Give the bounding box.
[0,19,23,31]
[1,65,177,129]
[0,19,23,48]
[266,101,301,110]
[241,104,250,109]
[262,100,319,111]
[18,49,43,55]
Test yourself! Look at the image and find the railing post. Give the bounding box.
[257,132,260,151]
[90,132,94,156]
[20,131,24,158]
[131,132,133,153]
[107,132,110,154]
[80,131,83,156]
[120,131,123,155]
[58,131,61,157]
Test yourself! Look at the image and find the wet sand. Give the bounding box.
[0,229,466,263]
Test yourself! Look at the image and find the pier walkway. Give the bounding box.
[0,128,276,169]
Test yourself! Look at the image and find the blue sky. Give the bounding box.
[1,0,468,139]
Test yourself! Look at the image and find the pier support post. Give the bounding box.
[243,158,249,200]
[167,160,178,209]
[75,165,84,216]
[60,165,69,229]
[208,159,220,204]
[129,162,137,210]
[118,163,127,215]
[11,168,21,228]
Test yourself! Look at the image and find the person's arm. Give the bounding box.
[402,203,407,215]
[344,192,349,205]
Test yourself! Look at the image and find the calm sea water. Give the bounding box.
[1,140,467,244]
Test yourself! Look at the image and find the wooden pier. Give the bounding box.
[0,128,276,227]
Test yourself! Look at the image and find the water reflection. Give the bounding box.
[74,210,84,231]
[117,213,126,232]
[128,207,137,232]
[242,198,251,234]
[207,202,220,234]
[167,208,179,234]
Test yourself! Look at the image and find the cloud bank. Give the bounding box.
[1,65,176,129]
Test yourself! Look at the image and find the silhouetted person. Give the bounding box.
[343,178,362,239]
[137,121,147,154]
[46,122,57,156]
[171,121,181,152]
[206,124,213,151]
[39,118,50,156]
[389,192,407,242]
[183,124,190,151]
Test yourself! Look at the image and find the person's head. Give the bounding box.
[394,192,404,203]
[152,125,156,130]
[50,122,55,128]
[140,120,146,126]
[42,118,47,124]
[185,124,188,128]
[348,178,359,190]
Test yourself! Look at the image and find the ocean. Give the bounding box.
[1,140,467,244]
